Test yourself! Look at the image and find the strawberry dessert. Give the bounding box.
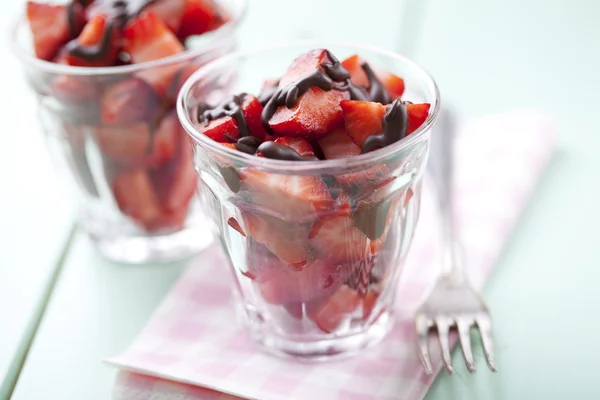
[23,0,230,234]
[190,48,431,338]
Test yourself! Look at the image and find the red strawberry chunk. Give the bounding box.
[51,58,99,103]
[238,168,333,221]
[318,128,389,191]
[112,169,162,225]
[124,11,185,95]
[198,94,267,142]
[150,118,198,213]
[101,78,161,125]
[267,49,350,138]
[26,1,71,61]
[178,0,227,40]
[242,212,311,266]
[150,110,180,167]
[309,285,362,333]
[341,54,405,100]
[259,259,352,305]
[272,137,316,157]
[309,215,369,264]
[94,122,153,166]
[341,100,431,147]
[244,240,286,283]
[124,12,184,63]
[146,0,187,33]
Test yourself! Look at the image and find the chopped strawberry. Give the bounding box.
[149,110,180,167]
[361,291,380,320]
[65,15,119,67]
[112,169,162,225]
[150,121,198,213]
[244,240,285,283]
[309,215,369,264]
[318,128,389,192]
[26,1,71,61]
[146,0,187,33]
[51,65,99,104]
[177,0,224,40]
[238,168,333,221]
[94,122,153,166]
[101,78,161,125]
[341,100,431,147]
[198,94,267,142]
[124,11,185,95]
[124,11,184,63]
[341,54,405,100]
[267,49,350,138]
[259,259,352,305]
[242,212,312,266]
[309,285,362,333]
[142,206,188,232]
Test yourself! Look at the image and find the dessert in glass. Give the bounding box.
[11,0,246,264]
[178,42,439,360]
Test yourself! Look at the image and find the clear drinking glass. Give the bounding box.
[178,42,440,359]
[10,0,246,264]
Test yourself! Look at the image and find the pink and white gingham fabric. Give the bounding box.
[107,110,557,400]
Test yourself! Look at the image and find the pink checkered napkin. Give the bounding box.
[108,110,557,400]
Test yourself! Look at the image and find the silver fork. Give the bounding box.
[414,107,497,375]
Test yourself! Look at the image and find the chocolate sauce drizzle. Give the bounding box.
[67,2,86,39]
[258,80,280,106]
[360,99,408,154]
[65,21,116,61]
[260,50,369,134]
[257,142,318,161]
[360,62,392,105]
[199,94,251,138]
[224,135,262,155]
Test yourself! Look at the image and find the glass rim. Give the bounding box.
[177,39,441,173]
[9,0,247,76]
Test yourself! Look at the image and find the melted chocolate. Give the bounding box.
[258,81,280,106]
[65,21,116,61]
[352,198,392,240]
[219,166,241,193]
[226,135,262,155]
[67,2,86,39]
[257,142,318,161]
[360,62,392,105]
[260,50,369,134]
[360,99,408,154]
[198,94,251,138]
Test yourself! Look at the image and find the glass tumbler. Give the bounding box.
[178,42,440,359]
[10,0,246,264]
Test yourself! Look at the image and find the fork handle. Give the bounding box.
[428,108,464,283]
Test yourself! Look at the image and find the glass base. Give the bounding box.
[89,225,214,264]
[246,309,393,362]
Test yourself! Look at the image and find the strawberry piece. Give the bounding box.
[150,110,180,167]
[244,240,285,283]
[309,285,362,333]
[257,137,316,158]
[94,122,153,166]
[341,100,431,147]
[146,0,187,33]
[142,206,188,232]
[65,15,119,67]
[112,169,162,225]
[26,2,71,61]
[51,69,99,104]
[177,0,225,40]
[150,120,198,213]
[259,259,352,305]
[124,11,184,63]
[242,212,311,266]
[101,78,161,125]
[341,54,405,100]
[198,94,267,142]
[267,49,350,138]
[238,168,333,221]
[227,217,245,236]
[318,128,389,192]
[361,291,380,320]
[309,215,369,264]
[124,11,185,95]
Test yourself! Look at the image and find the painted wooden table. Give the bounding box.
[4,0,600,399]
